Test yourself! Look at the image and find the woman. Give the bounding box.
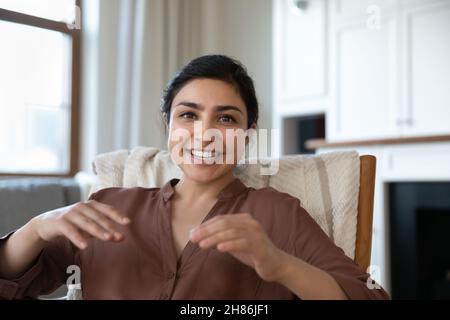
[0,55,389,300]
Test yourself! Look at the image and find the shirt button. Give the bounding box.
[167,271,175,279]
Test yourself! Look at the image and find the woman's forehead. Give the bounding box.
[173,79,245,110]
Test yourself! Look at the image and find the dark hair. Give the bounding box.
[161,54,259,129]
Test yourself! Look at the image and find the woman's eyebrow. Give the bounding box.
[175,101,243,114]
[215,105,243,114]
[176,101,202,109]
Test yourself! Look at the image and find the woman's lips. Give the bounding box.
[185,149,224,164]
[191,149,215,159]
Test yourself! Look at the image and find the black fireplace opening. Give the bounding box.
[417,208,450,299]
[389,182,450,300]
[282,114,325,155]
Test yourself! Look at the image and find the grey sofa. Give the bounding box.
[0,177,81,298]
[0,178,80,236]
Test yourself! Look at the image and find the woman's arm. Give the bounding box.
[0,201,130,280]
[274,249,347,299]
[190,213,346,299]
[190,212,388,300]
[0,218,47,279]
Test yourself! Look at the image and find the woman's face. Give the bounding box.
[167,78,254,184]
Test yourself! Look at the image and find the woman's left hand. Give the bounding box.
[189,213,287,282]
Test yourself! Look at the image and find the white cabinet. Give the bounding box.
[273,0,328,117]
[401,1,450,136]
[327,0,450,142]
[328,2,399,141]
[273,0,450,156]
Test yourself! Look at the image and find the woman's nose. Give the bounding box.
[201,117,215,130]
[193,133,216,148]
[192,119,218,147]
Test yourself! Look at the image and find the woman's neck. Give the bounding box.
[174,173,236,203]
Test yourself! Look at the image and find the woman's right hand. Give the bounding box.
[30,200,131,250]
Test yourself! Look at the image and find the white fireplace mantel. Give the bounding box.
[315,140,450,294]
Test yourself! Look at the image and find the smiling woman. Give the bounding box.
[0,55,389,300]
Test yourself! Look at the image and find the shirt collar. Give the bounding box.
[160,177,248,202]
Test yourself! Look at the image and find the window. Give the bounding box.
[0,0,80,176]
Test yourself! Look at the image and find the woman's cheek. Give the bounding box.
[168,123,192,165]
[221,128,246,164]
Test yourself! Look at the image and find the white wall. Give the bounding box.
[210,0,273,132]
[80,0,123,172]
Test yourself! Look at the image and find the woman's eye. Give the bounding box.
[218,115,236,123]
[179,112,196,120]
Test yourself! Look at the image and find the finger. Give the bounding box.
[81,206,124,241]
[78,229,90,240]
[197,228,246,249]
[191,216,247,242]
[68,211,114,241]
[191,215,255,242]
[87,200,130,225]
[59,221,89,250]
[217,238,252,253]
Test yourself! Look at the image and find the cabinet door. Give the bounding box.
[328,12,399,141]
[273,0,327,113]
[334,0,397,22]
[402,1,450,136]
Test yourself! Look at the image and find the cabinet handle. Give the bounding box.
[397,118,413,126]
[291,0,309,12]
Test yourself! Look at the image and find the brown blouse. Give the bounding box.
[0,178,389,300]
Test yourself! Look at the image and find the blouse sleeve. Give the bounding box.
[0,231,78,300]
[291,201,390,300]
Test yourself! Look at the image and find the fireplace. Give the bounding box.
[389,182,450,299]
[282,114,325,155]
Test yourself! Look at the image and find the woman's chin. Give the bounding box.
[181,163,232,183]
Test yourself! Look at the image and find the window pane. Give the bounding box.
[0,0,76,24]
[0,20,72,174]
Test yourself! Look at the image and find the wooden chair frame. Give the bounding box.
[354,155,377,272]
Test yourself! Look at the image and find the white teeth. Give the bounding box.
[191,150,214,159]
